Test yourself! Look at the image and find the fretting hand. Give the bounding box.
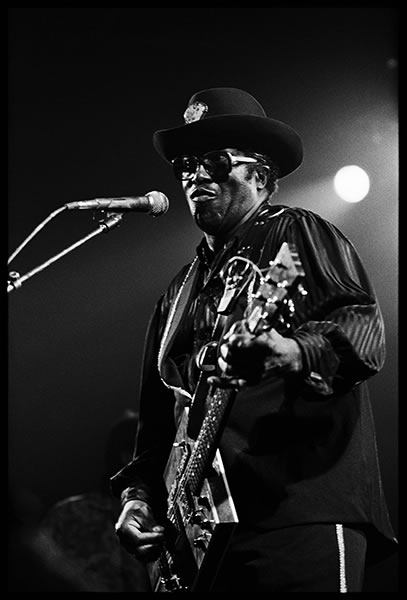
[208,320,303,389]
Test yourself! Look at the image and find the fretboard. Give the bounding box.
[185,386,235,495]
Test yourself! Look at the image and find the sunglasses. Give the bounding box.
[172,150,260,183]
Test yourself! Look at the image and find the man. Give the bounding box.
[111,88,397,592]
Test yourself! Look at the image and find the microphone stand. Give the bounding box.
[7,212,123,294]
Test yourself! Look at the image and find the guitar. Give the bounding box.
[147,242,306,592]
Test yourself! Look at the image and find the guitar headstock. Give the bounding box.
[218,242,306,334]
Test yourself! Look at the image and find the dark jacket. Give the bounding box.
[111,202,397,565]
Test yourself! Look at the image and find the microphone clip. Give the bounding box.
[97,212,124,232]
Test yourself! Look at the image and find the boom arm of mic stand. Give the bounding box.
[7,213,123,294]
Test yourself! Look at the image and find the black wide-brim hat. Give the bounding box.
[153,87,303,178]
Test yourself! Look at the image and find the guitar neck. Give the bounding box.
[185,386,235,496]
[150,243,306,592]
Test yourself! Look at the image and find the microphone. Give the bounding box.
[65,190,169,216]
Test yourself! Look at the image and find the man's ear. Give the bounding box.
[255,166,269,189]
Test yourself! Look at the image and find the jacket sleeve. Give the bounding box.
[110,293,177,517]
[271,209,386,396]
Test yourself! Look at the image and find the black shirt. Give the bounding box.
[111,201,397,565]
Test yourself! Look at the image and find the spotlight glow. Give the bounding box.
[333,165,370,203]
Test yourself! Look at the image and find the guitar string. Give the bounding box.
[165,251,304,524]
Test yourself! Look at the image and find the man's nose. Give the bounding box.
[192,162,212,181]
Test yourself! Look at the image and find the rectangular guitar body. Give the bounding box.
[147,407,238,592]
[147,242,305,592]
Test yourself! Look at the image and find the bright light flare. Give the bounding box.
[333,165,370,203]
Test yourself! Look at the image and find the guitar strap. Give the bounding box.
[158,255,200,395]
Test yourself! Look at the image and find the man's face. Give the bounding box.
[181,148,262,237]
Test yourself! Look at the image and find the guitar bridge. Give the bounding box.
[159,573,186,593]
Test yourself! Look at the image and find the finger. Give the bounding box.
[228,332,256,350]
[136,519,165,535]
[219,343,229,360]
[223,322,239,340]
[218,356,230,373]
[137,542,165,560]
[128,512,165,534]
[115,522,165,546]
[135,530,166,544]
[126,541,165,562]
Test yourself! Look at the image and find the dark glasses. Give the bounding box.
[171,150,260,183]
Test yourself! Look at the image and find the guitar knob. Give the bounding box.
[191,510,203,525]
[193,533,211,550]
[197,495,211,511]
[190,510,213,530]
[200,518,212,531]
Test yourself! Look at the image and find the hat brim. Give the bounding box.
[153,115,303,178]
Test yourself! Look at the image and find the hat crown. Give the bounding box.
[186,87,267,122]
[153,87,303,178]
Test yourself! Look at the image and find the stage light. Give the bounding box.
[333,165,370,203]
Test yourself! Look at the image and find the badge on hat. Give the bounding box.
[183,101,208,124]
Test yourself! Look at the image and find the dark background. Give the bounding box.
[8,8,398,591]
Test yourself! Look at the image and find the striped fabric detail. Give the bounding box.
[335,524,347,593]
[157,256,199,399]
[262,207,386,393]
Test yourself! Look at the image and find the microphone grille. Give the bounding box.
[146,191,169,216]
